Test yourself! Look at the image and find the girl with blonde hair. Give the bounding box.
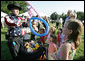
[51,19,83,60]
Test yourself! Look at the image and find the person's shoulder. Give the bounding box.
[61,42,71,49]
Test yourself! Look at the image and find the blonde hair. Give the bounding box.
[70,12,77,19]
[66,19,83,49]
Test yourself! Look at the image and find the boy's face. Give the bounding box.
[12,8,19,16]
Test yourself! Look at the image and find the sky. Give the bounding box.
[26,1,84,17]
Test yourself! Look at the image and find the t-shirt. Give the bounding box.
[1,17,4,23]
[46,33,51,44]
[40,36,45,44]
[65,16,70,22]
[56,33,61,42]
[59,18,63,24]
[4,15,23,36]
[60,33,65,42]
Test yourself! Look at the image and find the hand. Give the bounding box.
[18,20,22,26]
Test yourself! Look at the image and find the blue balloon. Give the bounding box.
[29,17,49,37]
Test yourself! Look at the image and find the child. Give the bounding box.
[45,27,56,59]
[46,26,56,44]
[51,19,83,60]
[42,16,48,29]
[48,34,57,60]
[22,21,31,42]
[56,28,62,47]
[31,21,38,40]
[39,28,45,45]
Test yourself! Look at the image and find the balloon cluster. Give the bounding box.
[24,40,40,53]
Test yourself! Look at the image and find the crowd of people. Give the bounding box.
[2,3,83,60]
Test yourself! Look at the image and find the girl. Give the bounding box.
[45,26,56,59]
[46,26,56,44]
[39,28,45,44]
[51,19,83,60]
[48,34,57,60]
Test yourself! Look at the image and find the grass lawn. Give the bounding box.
[1,23,84,60]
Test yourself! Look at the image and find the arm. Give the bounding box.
[5,16,25,27]
[4,16,17,27]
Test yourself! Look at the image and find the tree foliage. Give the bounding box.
[50,11,84,22]
[50,12,58,20]
[60,13,67,21]
[1,1,29,14]
[77,12,84,21]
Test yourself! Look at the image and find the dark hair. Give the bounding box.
[39,28,45,33]
[66,19,83,49]
[50,34,56,43]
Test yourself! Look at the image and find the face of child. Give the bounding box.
[49,29,53,33]
[62,22,72,36]
[40,29,44,34]
[53,26,56,31]
[50,37,53,42]
[67,10,72,16]
[12,8,19,16]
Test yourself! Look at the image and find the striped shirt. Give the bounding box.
[5,14,24,36]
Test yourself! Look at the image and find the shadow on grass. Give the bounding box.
[1,32,7,35]
[1,41,12,60]
[1,36,84,60]
[82,35,84,39]
[1,40,45,60]
[74,56,84,60]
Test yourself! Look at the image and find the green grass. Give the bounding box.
[1,23,84,60]
[1,27,12,60]
[73,26,84,60]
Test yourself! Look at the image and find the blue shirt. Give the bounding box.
[65,16,70,22]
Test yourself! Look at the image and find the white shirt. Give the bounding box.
[1,17,5,23]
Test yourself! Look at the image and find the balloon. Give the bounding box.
[29,17,49,36]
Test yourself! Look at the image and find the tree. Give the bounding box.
[1,1,29,14]
[60,13,67,21]
[50,12,58,20]
[77,12,84,21]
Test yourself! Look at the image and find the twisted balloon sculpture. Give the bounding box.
[25,1,49,37]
